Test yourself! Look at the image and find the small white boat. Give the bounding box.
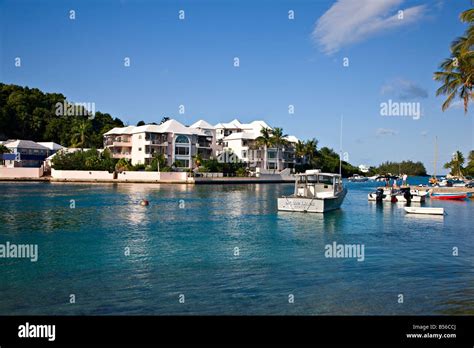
[277,170,347,213]
[394,188,426,203]
[368,188,397,202]
[404,207,445,215]
[348,174,368,182]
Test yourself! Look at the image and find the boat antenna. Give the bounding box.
[339,114,343,176]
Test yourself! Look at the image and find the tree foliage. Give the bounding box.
[52,149,117,172]
[372,161,427,176]
[433,9,474,113]
[0,83,124,147]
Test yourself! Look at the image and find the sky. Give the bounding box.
[1,0,473,174]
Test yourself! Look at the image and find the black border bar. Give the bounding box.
[0,316,473,346]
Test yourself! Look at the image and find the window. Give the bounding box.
[138,147,142,151]
[242,150,247,158]
[175,147,189,155]
[175,135,189,143]
[268,162,277,169]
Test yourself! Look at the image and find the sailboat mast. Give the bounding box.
[339,115,343,176]
[434,136,438,178]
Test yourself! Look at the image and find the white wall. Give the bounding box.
[131,132,146,165]
[0,166,44,178]
[225,138,248,161]
[117,171,160,181]
[118,171,188,182]
[159,172,188,181]
[51,169,114,180]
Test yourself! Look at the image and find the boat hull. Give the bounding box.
[431,193,467,200]
[368,190,396,202]
[404,207,444,215]
[395,195,425,203]
[278,188,347,213]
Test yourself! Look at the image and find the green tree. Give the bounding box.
[433,9,474,113]
[0,144,11,154]
[159,117,170,125]
[464,150,474,176]
[193,153,203,168]
[115,158,133,172]
[305,139,318,165]
[444,150,465,177]
[256,127,273,170]
[295,140,306,164]
[270,127,288,171]
[71,119,92,148]
[148,153,167,171]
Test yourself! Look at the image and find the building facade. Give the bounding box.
[103,118,297,170]
[216,120,298,170]
[1,140,50,168]
[104,119,215,168]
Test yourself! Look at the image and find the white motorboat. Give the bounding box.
[368,188,397,202]
[277,170,347,213]
[404,207,444,215]
[394,188,426,203]
[348,174,368,182]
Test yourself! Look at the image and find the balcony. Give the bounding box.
[145,140,168,146]
[111,153,131,159]
[113,140,132,147]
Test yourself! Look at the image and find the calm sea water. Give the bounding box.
[0,178,473,315]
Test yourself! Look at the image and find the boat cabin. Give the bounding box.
[294,170,343,198]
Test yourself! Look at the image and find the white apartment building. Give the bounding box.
[104,119,215,168]
[215,119,298,170]
[103,118,297,170]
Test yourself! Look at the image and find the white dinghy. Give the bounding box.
[404,207,445,215]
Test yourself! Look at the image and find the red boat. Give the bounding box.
[431,192,468,200]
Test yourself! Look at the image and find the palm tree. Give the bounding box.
[271,127,288,171]
[295,140,306,164]
[71,119,92,149]
[0,144,10,166]
[0,144,10,154]
[433,9,474,113]
[193,153,203,169]
[256,127,273,170]
[443,150,465,177]
[304,138,318,166]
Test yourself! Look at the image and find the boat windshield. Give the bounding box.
[297,174,335,185]
[318,175,334,185]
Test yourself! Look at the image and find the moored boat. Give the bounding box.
[348,174,368,182]
[404,207,445,215]
[430,192,468,200]
[368,188,397,202]
[277,170,347,213]
[395,187,426,203]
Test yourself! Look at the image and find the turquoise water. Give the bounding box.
[0,179,473,315]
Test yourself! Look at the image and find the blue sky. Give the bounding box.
[1,0,473,173]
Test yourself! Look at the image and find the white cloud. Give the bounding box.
[376,128,398,136]
[312,0,427,55]
[381,78,428,100]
